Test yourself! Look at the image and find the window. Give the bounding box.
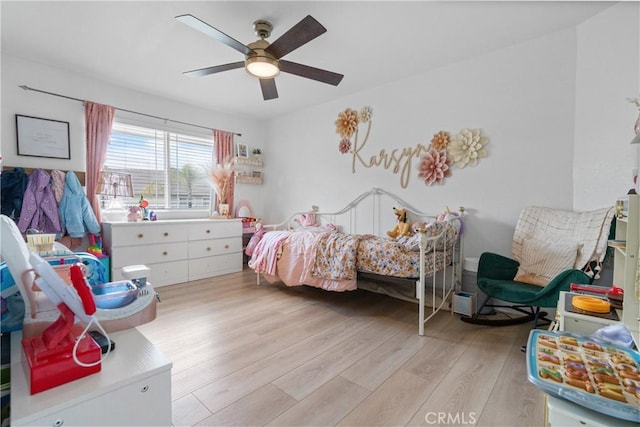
[104,122,214,210]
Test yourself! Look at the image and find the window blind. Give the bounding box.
[105,122,214,209]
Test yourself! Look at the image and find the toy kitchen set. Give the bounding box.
[1,215,172,426]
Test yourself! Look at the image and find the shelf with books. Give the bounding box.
[234,156,263,185]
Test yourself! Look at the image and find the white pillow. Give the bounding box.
[514,238,580,287]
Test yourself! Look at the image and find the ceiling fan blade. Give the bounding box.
[183,61,245,77]
[259,78,278,100]
[279,60,344,86]
[175,14,253,56]
[265,15,326,59]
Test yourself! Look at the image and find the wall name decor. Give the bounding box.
[334,106,489,188]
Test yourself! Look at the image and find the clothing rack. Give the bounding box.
[18,85,242,137]
[3,166,85,186]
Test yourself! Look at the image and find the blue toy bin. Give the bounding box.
[526,329,640,423]
[91,280,139,309]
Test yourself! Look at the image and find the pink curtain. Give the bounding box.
[85,102,115,223]
[213,129,235,214]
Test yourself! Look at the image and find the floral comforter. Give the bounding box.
[310,232,371,280]
[250,218,460,291]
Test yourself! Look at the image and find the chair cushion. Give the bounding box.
[514,238,580,286]
[478,278,554,305]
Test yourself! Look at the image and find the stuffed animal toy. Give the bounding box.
[387,207,412,238]
[295,212,318,227]
[437,206,464,234]
[128,206,143,222]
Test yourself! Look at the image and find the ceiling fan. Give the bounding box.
[175,14,344,101]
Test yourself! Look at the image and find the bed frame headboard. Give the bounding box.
[266,187,464,238]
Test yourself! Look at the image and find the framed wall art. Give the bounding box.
[236,142,248,158]
[16,114,71,159]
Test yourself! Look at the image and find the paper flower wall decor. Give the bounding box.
[339,138,351,154]
[418,147,452,185]
[333,105,489,188]
[416,128,489,186]
[335,106,373,154]
[431,131,450,151]
[447,128,489,168]
[335,108,359,139]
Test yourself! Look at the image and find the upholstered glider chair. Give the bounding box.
[461,206,615,328]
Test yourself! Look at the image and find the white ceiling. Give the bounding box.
[1,1,613,120]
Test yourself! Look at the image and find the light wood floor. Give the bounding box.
[137,268,545,427]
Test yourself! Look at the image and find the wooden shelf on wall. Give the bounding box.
[235,157,263,168]
[235,175,262,185]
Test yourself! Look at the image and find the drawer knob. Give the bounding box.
[206,229,211,234]
[163,251,168,256]
[224,244,229,249]
[164,232,169,237]
[138,233,144,239]
[53,419,64,427]
[141,385,149,393]
[206,247,211,251]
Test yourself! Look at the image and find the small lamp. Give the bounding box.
[97,171,133,221]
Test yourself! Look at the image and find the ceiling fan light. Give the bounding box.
[246,56,279,78]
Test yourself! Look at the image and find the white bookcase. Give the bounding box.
[614,193,640,345]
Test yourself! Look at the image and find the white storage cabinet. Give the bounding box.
[10,328,172,426]
[103,219,242,287]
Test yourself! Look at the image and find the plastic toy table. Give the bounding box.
[526,330,640,423]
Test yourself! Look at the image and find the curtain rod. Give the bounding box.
[18,85,242,137]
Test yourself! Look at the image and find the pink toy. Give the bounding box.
[127,206,142,222]
[295,212,318,227]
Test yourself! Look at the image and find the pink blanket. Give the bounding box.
[247,230,291,275]
[258,229,359,291]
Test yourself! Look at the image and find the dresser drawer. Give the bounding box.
[108,223,184,246]
[21,368,172,427]
[111,242,188,267]
[147,260,189,287]
[187,220,242,241]
[188,237,242,259]
[111,260,188,287]
[189,252,242,281]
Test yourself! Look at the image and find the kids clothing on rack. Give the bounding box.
[17,168,61,235]
[58,171,100,238]
[1,167,28,220]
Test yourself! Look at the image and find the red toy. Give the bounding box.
[22,259,102,394]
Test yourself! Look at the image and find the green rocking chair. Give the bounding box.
[462,205,615,328]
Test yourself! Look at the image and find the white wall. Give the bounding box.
[574,1,640,209]
[0,54,266,218]
[264,28,580,259]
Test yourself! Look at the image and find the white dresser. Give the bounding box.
[103,219,243,287]
[10,328,172,426]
